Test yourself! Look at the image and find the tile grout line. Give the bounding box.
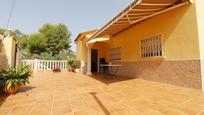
[103,90,139,115]
[163,94,202,113]
[124,82,199,113]
[112,80,204,114]
[132,85,200,113]
[80,93,98,115]
[63,81,74,115]
[28,90,43,115]
[50,78,56,115]
[28,101,38,115]
[6,104,17,115]
[2,72,204,115]
[102,82,165,115]
[196,108,204,115]
[6,95,18,115]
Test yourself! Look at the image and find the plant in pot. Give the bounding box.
[67,60,74,72]
[0,65,32,95]
[73,60,81,73]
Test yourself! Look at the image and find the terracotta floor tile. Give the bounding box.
[0,107,10,115]
[163,108,189,115]
[74,109,96,115]
[30,110,51,115]
[53,105,72,114]
[8,103,35,114]
[1,72,204,115]
[177,101,204,114]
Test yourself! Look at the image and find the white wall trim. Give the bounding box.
[195,0,204,91]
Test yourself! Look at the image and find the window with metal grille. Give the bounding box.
[141,34,163,58]
[110,47,121,61]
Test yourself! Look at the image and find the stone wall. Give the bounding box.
[111,60,201,89]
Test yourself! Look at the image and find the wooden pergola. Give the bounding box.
[87,0,191,42]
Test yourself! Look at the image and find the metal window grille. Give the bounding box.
[141,34,163,58]
[110,47,121,61]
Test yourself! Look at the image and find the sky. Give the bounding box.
[0,0,132,51]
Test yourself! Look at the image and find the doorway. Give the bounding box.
[91,49,98,72]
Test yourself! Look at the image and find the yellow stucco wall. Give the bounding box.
[0,36,16,70]
[0,39,4,70]
[91,42,110,63]
[76,40,82,60]
[81,37,88,63]
[11,37,16,66]
[75,30,98,64]
[76,38,110,63]
[110,3,200,62]
[76,36,88,63]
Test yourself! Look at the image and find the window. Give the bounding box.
[110,47,121,61]
[141,34,163,58]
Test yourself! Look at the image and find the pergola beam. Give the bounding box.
[87,0,189,42]
[126,14,131,24]
[130,1,189,25]
[139,3,172,6]
[131,8,164,12]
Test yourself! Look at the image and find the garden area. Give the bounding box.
[0,23,75,60]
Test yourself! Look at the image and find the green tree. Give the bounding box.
[39,52,54,60]
[0,28,5,35]
[0,28,29,50]
[28,33,47,55]
[54,50,69,60]
[17,34,29,49]
[0,24,74,60]
[0,29,20,38]
[39,23,71,56]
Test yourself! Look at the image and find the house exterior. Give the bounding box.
[0,35,18,70]
[75,0,204,90]
[75,30,98,74]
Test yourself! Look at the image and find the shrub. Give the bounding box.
[67,60,74,68]
[0,65,32,89]
[72,60,81,69]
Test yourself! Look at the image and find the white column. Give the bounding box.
[86,48,92,76]
[80,60,85,75]
[195,0,204,91]
[34,59,38,73]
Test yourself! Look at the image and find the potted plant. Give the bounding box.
[52,64,61,72]
[0,65,32,95]
[67,60,74,72]
[73,60,81,73]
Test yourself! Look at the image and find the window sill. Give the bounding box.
[140,56,166,62]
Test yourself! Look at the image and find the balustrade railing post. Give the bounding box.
[34,59,38,73]
[20,59,68,72]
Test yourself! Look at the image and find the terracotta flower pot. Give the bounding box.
[68,68,75,72]
[4,83,23,95]
[5,84,16,95]
[75,68,80,73]
[16,83,23,91]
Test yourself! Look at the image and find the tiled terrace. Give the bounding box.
[1,72,204,115]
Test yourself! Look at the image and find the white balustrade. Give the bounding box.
[20,59,68,72]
